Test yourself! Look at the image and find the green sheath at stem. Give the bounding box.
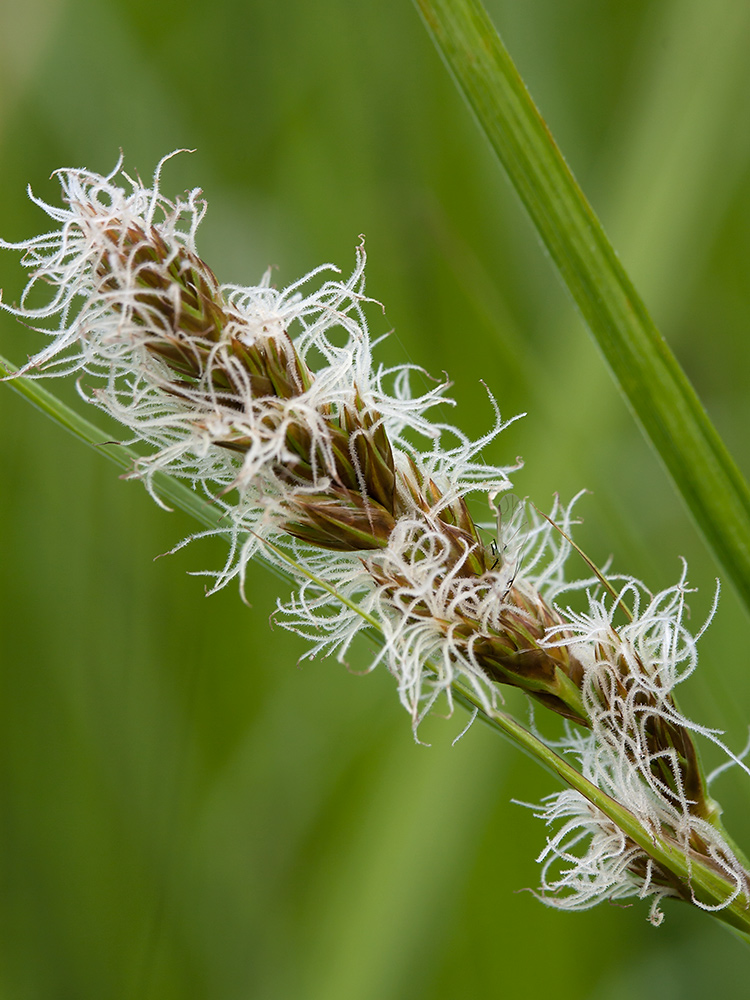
[452,685,750,941]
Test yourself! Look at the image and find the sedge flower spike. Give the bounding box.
[0,155,446,556]
[0,154,588,725]
[526,571,750,922]
[3,153,749,930]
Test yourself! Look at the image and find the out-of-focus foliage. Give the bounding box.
[1,0,749,996]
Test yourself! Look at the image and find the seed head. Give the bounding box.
[4,154,748,926]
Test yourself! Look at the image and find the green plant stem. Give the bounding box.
[452,685,750,941]
[0,355,227,536]
[3,356,749,941]
[413,0,750,614]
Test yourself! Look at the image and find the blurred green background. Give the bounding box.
[2,0,750,996]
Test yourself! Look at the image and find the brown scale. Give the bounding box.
[95,221,401,550]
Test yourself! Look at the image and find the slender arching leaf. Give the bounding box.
[414,0,750,612]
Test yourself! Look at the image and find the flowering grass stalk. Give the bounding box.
[2,156,750,936]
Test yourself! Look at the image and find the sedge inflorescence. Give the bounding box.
[2,153,747,923]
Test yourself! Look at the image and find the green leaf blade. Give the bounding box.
[415,0,750,611]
